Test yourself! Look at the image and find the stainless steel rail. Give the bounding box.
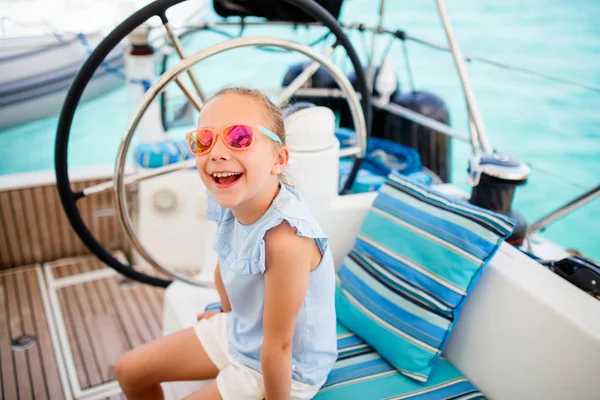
[113,36,366,286]
[434,0,490,154]
[528,185,600,235]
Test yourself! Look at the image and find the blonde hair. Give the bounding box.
[208,87,286,145]
[205,86,292,185]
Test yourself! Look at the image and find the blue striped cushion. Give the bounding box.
[134,139,192,168]
[315,322,486,399]
[205,301,222,312]
[202,305,485,397]
[335,172,515,382]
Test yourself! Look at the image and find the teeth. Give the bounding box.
[212,172,241,178]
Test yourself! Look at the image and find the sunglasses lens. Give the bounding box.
[189,129,213,154]
[224,125,253,149]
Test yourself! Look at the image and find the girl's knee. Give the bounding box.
[115,350,144,391]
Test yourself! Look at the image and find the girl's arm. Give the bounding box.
[196,263,231,321]
[262,222,318,400]
[215,263,232,312]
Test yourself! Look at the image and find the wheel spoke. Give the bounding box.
[79,159,196,198]
[339,146,361,158]
[163,21,206,105]
[277,45,337,106]
[175,77,202,111]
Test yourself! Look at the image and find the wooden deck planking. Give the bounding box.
[112,279,155,344]
[5,271,34,400]
[97,274,143,350]
[51,255,165,391]
[0,273,18,399]
[36,185,61,263]
[0,190,22,267]
[129,283,162,340]
[72,261,127,383]
[9,190,35,267]
[21,185,44,264]
[141,284,165,328]
[24,268,65,399]
[0,178,137,271]
[32,186,55,262]
[0,267,66,400]
[15,268,47,399]
[1,254,166,398]
[55,263,104,389]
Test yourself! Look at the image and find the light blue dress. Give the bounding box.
[206,184,338,386]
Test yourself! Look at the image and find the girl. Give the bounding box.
[115,87,338,400]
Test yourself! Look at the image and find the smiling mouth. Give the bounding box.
[211,172,243,185]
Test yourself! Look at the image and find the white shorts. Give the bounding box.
[193,312,322,400]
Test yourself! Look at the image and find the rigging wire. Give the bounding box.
[358,27,372,68]
[402,33,600,94]
[152,22,600,193]
[526,162,589,191]
[399,37,417,93]
[379,34,395,64]
[384,30,597,190]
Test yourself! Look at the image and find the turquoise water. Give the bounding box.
[1,0,599,260]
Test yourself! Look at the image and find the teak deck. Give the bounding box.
[0,254,166,400]
[1,266,66,400]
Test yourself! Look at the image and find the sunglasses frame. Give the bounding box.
[185,124,282,156]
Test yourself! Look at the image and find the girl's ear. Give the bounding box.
[271,146,289,176]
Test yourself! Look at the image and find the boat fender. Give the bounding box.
[382,90,451,182]
[346,62,400,98]
[282,62,335,91]
[374,56,397,103]
[281,62,348,116]
[338,62,400,134]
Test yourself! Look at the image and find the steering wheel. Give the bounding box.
[55,0,372,288]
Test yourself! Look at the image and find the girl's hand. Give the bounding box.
[196,309,221,321]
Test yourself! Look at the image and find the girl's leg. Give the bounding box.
[115,327,219,400]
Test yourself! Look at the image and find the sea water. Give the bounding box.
[0,0,599,260]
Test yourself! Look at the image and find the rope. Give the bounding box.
[76,32,151,91]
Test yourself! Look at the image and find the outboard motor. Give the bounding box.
[468,153,530,245]
[383,90,452,182]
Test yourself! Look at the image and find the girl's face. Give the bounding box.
[195,93,288,210]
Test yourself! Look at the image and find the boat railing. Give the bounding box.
[528,185,600,236]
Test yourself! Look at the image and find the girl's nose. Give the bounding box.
[210,136,231,161]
